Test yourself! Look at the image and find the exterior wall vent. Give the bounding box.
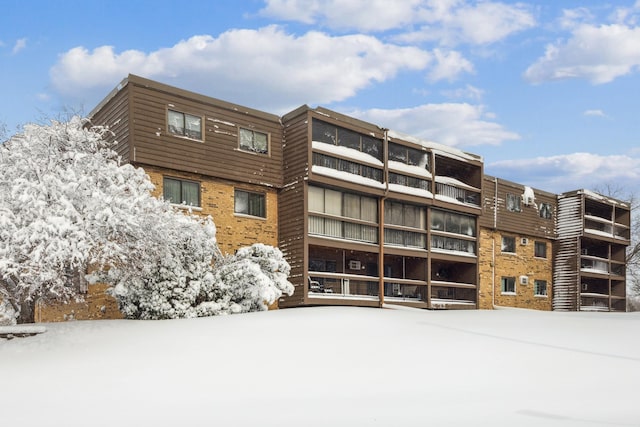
[348,260,361,270]
[519,275,529,285]
[520,238,529,245]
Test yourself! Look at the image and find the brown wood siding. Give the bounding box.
[88,85,131,162]
[480,176,556,240]
[128,82,284,188]
[278,109,312,307]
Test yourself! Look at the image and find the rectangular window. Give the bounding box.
[388,142,430,170]
[501,236,516,253]
[234,190,266,218]
[506,193,521,212]
[163,177,200,207]
[539,202,552,219]
[312,119,383,161]
[501,277,516,294]
[431,209,476,237]
[535,241,547,258]
[534,280,548,296]
[167,110,202,140]
[239,128,269,154]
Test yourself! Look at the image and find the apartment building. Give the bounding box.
[554,190,630,311]
[478,176,556,310]
[37,74,630,320]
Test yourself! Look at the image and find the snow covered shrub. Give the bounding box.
[205,244,295,315]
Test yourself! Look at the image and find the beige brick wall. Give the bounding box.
[35,283,123,322]
[144,166,279,255]
[478,228,553,311]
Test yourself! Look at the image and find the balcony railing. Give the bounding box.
[309,216,378,244]
[435,183,480,207]
[308,275,379,299]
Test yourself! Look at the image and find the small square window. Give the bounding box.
[163,177,200,207]
[539,203,553,219]
[501,277,516,294]
[506,193,521,212]
[239,128,269,154]
[168,110,202,140]
[234,189,266,218]
[501,236,516,253]
[534,280,548,296]
[535,241,547,258]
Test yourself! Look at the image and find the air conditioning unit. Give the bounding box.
[520,238,529,246]
[348,260,361,270]
[519,275,529,285]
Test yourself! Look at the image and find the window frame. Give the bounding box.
[534,241,547,258]
[501,236,516,253]
[167,109,203,141]
[163,176,201,207]
[501,276,516,295]
[506,193,522,212]
[534,280,548,297]
[539,202,553,219]
[238,127,270,155]
[234,189,267,218]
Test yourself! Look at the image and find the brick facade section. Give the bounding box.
[478,228,553,310]
[144,166,279,254]
[34,283,123,322]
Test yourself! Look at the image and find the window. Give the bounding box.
[168,110,202,140]
[506,193,521,212]
[389,173,430,191]
[534,280,548,296]
[431,209,476,237]
[388,142,430,170]
[501,236,516,253]
[501,277,516,294]
[163,177,200,207]
[239,128,269,154]
[535,241,547,258]
[312,153,383,182]
[312,119,383,161]
[234,190,266,218]
[539,202,552,219]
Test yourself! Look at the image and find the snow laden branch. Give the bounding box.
[0,118,293,323]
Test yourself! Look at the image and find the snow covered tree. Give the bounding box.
[0,118,294,323]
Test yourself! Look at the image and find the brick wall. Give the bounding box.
[144,166,279,254]
[35,283,123,322]
[478,228,553,311]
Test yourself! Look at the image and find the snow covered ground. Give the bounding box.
[1,306,639,427]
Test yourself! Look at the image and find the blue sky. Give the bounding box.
[2,0,639,195]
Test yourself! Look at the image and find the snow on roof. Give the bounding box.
[311,165,386,189]
[387,183,433,199]
[387,129,482,163]
[434,176,481,192]
[388,160,432,179]
[312,141,384,167]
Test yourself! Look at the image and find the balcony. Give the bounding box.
[435,180,481,207]
[580,257,609,274]
[309,215,378,244]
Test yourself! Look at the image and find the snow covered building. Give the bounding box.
[553,190,630,311]
[81,74,630,314]
[278,106,483,310]
[478,176,556,310]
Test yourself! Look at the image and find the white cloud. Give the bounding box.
[525,14,640,84]
[259,0,423,31]
[50,26,431,112]
[441,84,484,101]
[346,103,520,147]
[427,49,474,82]
[261,0,536,46]
[12,38,27,55]
[583,109,607,118]
[488,152,640,193]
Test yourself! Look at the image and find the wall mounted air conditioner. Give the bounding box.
[348,260,361,270]
[519,275,529,285]
[520,238,529,246]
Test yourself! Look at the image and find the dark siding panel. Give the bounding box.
[89,86,130,162]
[481,176,556,240]
[129,84,284,188]
[278,110,311,307]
